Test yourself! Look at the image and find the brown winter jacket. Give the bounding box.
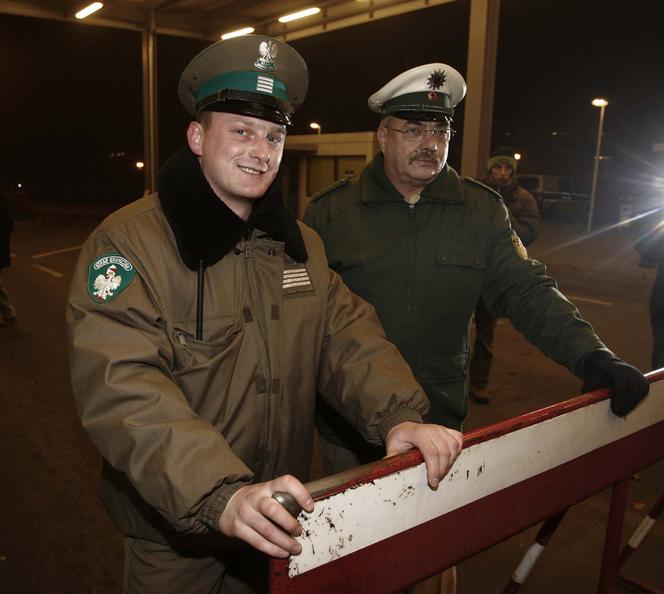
[66,148,427,547]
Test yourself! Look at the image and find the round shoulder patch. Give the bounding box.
[87,254,136,303]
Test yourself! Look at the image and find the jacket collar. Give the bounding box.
[157,146,307,271]
[360,152,465,206]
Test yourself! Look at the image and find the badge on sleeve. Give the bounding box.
[87,254,136,303]
[511,232,529,260]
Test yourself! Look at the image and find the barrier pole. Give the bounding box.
[501,509,568,594]
[597,477,630,593]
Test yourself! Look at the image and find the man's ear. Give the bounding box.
[376,124,387,152]
[187,121,204,156]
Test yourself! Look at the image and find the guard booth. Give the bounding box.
[283,132,378,218]
[269,374,664,594]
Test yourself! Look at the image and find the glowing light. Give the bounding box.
[75,2,103,19]
[136,162,145,170]
[221,27,255,40]
[279,7,321,23]
[514,153,521,161]
[310,122,322,134]
[592,98,608,107]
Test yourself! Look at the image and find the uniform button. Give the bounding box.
[268,248,276,256]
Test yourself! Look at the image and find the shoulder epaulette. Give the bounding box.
[462,177,502,201]
[310,178,351,203]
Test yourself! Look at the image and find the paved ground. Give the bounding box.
[0,198,661,593]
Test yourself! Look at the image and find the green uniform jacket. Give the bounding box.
[66,148,427,549]
[305,154,607,438]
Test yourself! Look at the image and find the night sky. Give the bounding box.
[0,0,662,201]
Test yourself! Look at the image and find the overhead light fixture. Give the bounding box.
[75,2,103,19]
[278,7,321,23]
[221,27,255,40]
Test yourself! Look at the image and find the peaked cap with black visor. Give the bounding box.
[178,35,309,126]
[368,63,466,122]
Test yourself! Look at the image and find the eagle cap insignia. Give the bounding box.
[87,253,136,303]
[255,40,278,72]
[427,69,447,90]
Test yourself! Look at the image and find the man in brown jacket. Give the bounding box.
[66,36,462,594]
[469,147,541,403]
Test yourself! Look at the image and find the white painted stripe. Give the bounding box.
[32,264,64,278]
[567,294,612,306]
[628,516,656,548]
[289,383,664,576]
[512,542,545,584]
[283,274,309,282]
[32,245,83,259]
[284,268,307,275]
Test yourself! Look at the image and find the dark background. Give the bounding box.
[1,0,663,210]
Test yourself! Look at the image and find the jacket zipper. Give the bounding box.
[243,241,275,479]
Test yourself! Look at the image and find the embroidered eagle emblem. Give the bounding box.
[93,265,122,301]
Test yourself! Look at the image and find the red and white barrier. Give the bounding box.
[269,372,664,594]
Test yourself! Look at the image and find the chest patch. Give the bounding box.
[87,253,136,303]
[282,266,313,294]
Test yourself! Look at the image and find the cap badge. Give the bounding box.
[255,40,278,72]
[427,69,447,90]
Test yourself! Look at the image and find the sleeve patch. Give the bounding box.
[87,253,136,303]
[511,232,529,260]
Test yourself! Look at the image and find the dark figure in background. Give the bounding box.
[66,37,462,594]
[0,192,16,327]
[634,210,664,369]
[469,147,540,403]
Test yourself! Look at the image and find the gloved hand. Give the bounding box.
[581,350,649,416]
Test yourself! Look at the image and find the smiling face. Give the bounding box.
[187,111,286,220]
[377,116,450,196]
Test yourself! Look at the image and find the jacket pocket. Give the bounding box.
[415,351,468,384]
[435,242,486,269]
[413,352,469,429]
[171,314,242,371]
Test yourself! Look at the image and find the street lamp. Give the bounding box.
[587,98,608,233]
[310,122,322,134]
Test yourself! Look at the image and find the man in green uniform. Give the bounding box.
[305,62,649,473]
[67,43,463,594]
[469,146,540,404]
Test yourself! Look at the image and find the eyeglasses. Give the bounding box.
[383,126,456,142]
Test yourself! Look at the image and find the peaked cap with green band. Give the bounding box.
[178,35,308,126]
[368,63,466,122]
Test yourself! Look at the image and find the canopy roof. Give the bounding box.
[0,0,456,42]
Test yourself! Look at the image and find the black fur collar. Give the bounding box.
[157,146,308,271]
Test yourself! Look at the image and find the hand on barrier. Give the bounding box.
[218,474,314,558]
[385,421,463,489]
[581,350,649,416]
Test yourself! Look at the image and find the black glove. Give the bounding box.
[581,350,649,416]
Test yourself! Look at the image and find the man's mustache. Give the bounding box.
[408,149,441,164]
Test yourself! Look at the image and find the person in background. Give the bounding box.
[634,208,664,369]
[468,146,540,403]
[66,37,463,594]
[0,191,16,327]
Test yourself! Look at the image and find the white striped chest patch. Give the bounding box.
[283,266,313,294]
